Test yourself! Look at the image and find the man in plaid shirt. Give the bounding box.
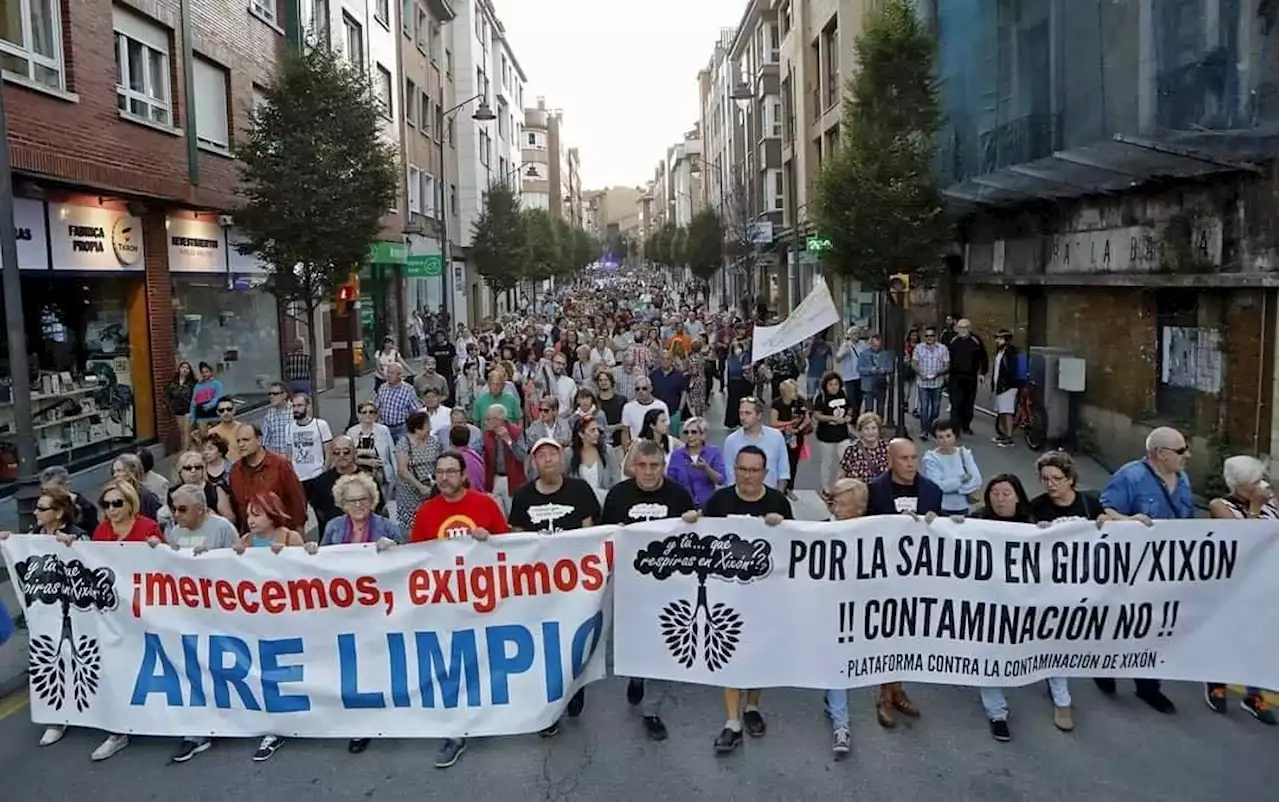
[611,349,638,400]
[375,364,421,441]
[260,381,293,456]
[283,338,312,396]
[910,326,950,439]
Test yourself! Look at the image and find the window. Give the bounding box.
[497,98,508,140]
[766,97,782,138]
[408,166,422,213]
[306,0,329,45]
[822,19,838,108]
[418,89,430,135]
[445,49,452,79]
[478,129,491,167]
[527,131,536,147]
[768,168,784,211]
[429,24,441,63]
[768,23,780,61]
[251,0,275,23]
[450,184,458,215]
[113,7,172,127]
[779,0,791,36]
[422,173,436,217]
[193,56,230,149]
[401,0,411,34]
[405,78,417,126]
[374,0,388,26]
[343,13,363,70]
[498,156,506,181]
[1,0,65,89]
[447,115,454,146]
[434,101,443,141]
[414,6,426,50]
[375,63,392,117]
[475,66,484,102]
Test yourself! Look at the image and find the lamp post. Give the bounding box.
[438,93,495,330]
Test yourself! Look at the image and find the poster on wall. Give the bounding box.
[1160,327,1223,395]
[14,197,49,270]
[167,216,225,273]
[48,203,144,271]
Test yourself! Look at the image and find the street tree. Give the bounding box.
[471,182,527,293]
[670,226,688,268]
[685,208,724,282]
[522,208,561,283]
[571,227,600,272]
[234,45,398,375]
[549,214,576,275]
[813,0,949,290]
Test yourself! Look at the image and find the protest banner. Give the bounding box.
[749,280,842,364]
[0,531,614,739]
[613,516,1279,691]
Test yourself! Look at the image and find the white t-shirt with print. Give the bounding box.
[289,418,333,481]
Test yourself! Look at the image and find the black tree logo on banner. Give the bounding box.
[14,553,118,712]
[633,533,772,672]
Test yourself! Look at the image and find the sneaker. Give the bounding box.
[38,725,66,747]
[989,719,1011,742]
[435,738,467,768]
[1053,706,1075,732]
[642,715,668,741]
[1093,677,1117,696]
[252,734,284,762]
[997,438,1015,448]
[539,721,561,738]
[743,709,767,737]
[832,727,851,756]
[713,726,743,753]
[171,739,211,763]
[1242,695,1278,725]
[1204,684,1228,714]
[566,688,586,718]
[90,734,129,762]
[626,678,645,706]
[1136,688,1177,714]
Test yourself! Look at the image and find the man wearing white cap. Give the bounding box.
[507,436,603,738]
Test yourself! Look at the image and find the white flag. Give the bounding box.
[750,280,842,364]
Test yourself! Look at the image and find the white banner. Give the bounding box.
[1,532,614,738]
[750,280,842,364]
[614,517,1279,691]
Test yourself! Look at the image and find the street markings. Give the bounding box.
[0,688,29,721]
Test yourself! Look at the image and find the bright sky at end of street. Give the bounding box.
[495,0,746,189]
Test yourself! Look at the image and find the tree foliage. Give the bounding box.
[524,208,561,282]
[571,227,601,271]
[812,0,949,290]
[234,45,398,311]
[685,208,724,281]
[471,182,527,292]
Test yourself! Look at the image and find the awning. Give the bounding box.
[942,127,1276,212]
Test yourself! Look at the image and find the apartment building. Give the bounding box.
[521,102,552,210]
[667,133,705,228]
[399,0,456,318]
[1,0,285,484]
[449,0,525,327]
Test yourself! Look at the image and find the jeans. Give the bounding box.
[918,386,944,435]
[825,688,850,730]
[640,678,670,718]
[981,677,1071,720]
[387,422,407,442]
[863,380,887,417]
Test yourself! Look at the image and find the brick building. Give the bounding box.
[2,0,287,482]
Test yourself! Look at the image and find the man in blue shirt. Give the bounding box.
[1096,426,1194,714]
[723,397,790,492]
[649,351,689,435]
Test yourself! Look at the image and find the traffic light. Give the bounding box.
[889,273,911,307]
[335,273,360,315]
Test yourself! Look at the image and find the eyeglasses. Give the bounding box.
[217,407,234,414]
[35,504,53,513]
[1040,473,1068,485]
[181,464,203,471]
[436,467,462,476]
[102,499,126,509]
[345,496,372,506]
[333,449,353,456]
[173,505,191,514]
[268,390,286,397]
[359,408,376,414]
[1160,446,1190,455]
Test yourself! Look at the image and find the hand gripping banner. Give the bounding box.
[1,532,614,739]
[612,517,1279,691]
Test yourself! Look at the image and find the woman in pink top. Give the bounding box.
[448,425,486,489]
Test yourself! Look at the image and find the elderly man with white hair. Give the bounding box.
[1203,454,1277,724]
[1095,425,1194,714]
[481,402,528,513]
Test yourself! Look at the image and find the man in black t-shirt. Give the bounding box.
[429,331,458,405]
[507,437,601,737]
[693,445,790,753]
[601,440,696,743]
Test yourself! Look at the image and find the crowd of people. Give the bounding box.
[2,269,1274,767]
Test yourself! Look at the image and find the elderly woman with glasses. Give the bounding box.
[317,472,400,550]
[168,450,236,523]
[666,416,724,508]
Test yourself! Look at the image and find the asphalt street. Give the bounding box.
[0,385,1275,801]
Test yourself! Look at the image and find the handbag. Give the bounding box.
[961,447,982,504]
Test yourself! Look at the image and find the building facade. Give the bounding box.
[521,102,552,211]
[2,0,287,483]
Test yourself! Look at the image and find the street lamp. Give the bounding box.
[438,94,495,327]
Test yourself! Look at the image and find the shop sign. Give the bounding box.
[369,241,408,264]
[13,197,49,270]
[49,203,144,271]
[167,216,226,273]
[406,254,442,277]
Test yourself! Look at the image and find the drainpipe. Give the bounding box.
[179,0,199,184]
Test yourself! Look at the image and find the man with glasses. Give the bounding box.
[310,435,386,532]
[723,397,790,493]
[375,364,421,442]
[1093,426,1193,714]
[207,399,244,461]
[261,381,293,456]
[691,445,792,753]
[621,378,668,442]
[910,327,950,440]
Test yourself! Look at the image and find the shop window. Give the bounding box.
[173,275,281,408]
[193,56,230,151]
[113,7,172,127]
[0,0,64,90]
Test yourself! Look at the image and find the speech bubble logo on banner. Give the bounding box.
[634,533,772,672]
[14,553,116,713]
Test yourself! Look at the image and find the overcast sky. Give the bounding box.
[495,0,745,190]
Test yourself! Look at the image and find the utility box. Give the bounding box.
[1058,357,1087,393]
[1028,347,1078,441]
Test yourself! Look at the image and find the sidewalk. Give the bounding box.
[0,369,384,701]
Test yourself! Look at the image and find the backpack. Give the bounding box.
[1014,352,1029,382]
